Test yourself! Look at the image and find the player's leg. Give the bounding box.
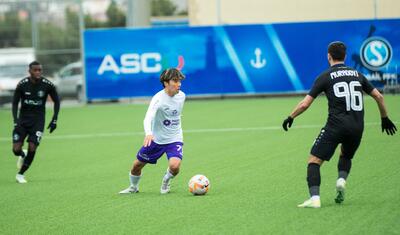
[161,157,181,194]
[335,134,362,204]
[14,141,28,184]
[15,142,37,183]
[12,142,26,158]
[120,141,163,194]
[16,123,43,183]
[19,129,41,175]
[12,125,27,160]
[298,128,339,208]
[161,142,183,194]
[12,125,28,183]
[18,142,38,174]
[120,159,146,194]
[121,159,147,194]
[298,155,324,208]
[13,142,27,170]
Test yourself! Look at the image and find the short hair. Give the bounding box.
[29,61,41,69]
[328,41,346,61]
[160,68,185,87]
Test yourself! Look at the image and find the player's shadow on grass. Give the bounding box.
[114,190,214,198]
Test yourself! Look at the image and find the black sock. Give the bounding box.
[18,151,36,175]
[307,163,321,197]
[338,156,352,180]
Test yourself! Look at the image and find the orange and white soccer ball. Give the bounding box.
[188,174,210,195]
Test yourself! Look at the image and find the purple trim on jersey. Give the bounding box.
[136,141,183,164]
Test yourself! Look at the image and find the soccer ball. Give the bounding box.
[188,174,210,195]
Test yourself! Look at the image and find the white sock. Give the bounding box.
[162,168,174,182]
[311,195,320,201]
[129,173,141,187]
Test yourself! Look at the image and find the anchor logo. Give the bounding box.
[250,48,266,69]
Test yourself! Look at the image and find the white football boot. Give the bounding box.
[335,178,346,204]
[160,179,171,194]
[298,197,321,208]
[119,186,139,194]
[16,174,27,184]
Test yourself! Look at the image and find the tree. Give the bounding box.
[106,0,126,27]
[35,7,80,74]
[0,11,21,47]
[64,7,80,49]
[177,10,188,16]
[17,20,32,47]
[151,0,177,16]
[85,14,106,28]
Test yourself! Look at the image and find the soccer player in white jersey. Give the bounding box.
[120,68,186,194]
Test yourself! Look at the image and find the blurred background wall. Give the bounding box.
[188,0,400,25]
[0,0,398,103]
[1,0,398,75]
[0,0,188,75]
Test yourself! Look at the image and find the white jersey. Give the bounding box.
[144,90,186,144]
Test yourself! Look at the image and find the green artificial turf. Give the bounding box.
[0,96,399,234]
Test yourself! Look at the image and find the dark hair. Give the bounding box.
[29,61,41,69]
[328,41,346,61]
[160,68,185,87]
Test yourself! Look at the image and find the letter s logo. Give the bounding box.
[360,37,392,71]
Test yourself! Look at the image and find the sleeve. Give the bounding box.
[48,84,60,120]
[12,83,22,122]
[360,74,375,94]
[143,96,160,136]
[308,74,326,98]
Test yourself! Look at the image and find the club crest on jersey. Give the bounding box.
[360,37,392,71]
[163,119,171,126]
[37,90,45,97]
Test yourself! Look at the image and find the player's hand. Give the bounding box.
[47,119,57,133]
[381,117,397,135]
[13,119,19,128]
[282,116,294,131]
[143,135,154,147]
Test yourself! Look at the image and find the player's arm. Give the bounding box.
[282,75,324,131]
[289,95,315,119]
[47,85,61,133]
[361,74,396,135]
[370,89,388,117]
[143,97,160,147]
[282,95,315,131]
[369,88,397,135]
[12,84,22,126]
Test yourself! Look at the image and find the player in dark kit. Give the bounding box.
[282,41,397,208]
[12,61,60,183]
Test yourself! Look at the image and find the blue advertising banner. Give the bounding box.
[84,19,400,100]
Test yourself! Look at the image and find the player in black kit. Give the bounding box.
[12,61,60,183]
[282,41,397,208]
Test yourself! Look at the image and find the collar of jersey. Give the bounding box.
[331,63,345,68]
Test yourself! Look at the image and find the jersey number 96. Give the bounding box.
[333,81,363,111]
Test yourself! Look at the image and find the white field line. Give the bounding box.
[0,122,386,142]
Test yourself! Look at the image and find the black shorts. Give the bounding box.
[12,118,44,146]
[310,127,362,161]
